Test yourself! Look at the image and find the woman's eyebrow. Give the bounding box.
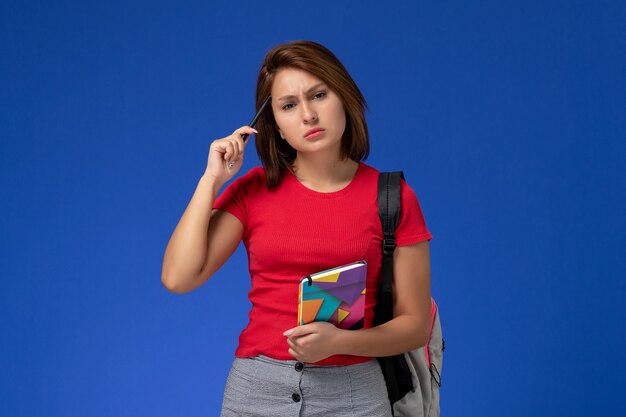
[277,83,326,102]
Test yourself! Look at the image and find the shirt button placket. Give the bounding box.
[292,362,304,408]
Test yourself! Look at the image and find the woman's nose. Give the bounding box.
[300,102,318,124]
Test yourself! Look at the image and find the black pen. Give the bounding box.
[227,95,272,169]
[241,95,272,142]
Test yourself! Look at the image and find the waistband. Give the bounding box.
[245,354,377,369]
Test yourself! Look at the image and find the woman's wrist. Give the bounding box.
[199,172,224,197]
[333,328,353,356]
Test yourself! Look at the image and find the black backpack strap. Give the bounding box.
[375,172,413,411]
[376,171,404,322]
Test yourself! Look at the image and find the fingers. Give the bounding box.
[287,340,321,363]
[284,322,339,363]
[232,125,258,136]
[232,126,257,149]
[288,347,301,360]
[283,325,319,358]
[287,337,297,351]
[205,126,259,182]
[226,126,256,163]
[211,126,255,164]
[287,338,304,361]
[283,324,314,337]
[286,333,304,355]
[221,140,237,162]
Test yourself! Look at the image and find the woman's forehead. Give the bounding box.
[271,68,326,97]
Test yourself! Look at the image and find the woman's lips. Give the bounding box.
[304,128,325,139]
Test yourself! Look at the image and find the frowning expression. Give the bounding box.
[271,67,346,157]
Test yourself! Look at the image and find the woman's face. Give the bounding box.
[270,67,346,159]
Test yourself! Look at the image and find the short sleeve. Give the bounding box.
[213,167,263,230]
[395,179,433,246]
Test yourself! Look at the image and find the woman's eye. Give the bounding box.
[281,103,295,111]
[313,91,326,100]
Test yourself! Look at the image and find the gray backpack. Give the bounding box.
[375,172,444,417]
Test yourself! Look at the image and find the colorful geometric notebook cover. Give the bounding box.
[297,260,367,330]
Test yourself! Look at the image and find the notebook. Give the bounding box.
[297,260,367,330]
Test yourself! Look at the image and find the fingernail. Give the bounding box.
[283,329,294,336]
[252,129,258,133]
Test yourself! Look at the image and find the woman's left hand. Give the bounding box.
[283,322,343,363]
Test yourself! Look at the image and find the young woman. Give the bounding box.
[162,40,433,416]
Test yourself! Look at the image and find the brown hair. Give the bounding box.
[254,40,369,189]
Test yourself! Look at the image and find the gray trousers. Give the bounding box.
[220,355,393,417]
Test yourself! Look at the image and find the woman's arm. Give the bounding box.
[284,241,431,362]
[161,126,254,294]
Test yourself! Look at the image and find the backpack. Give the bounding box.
[375,171,444,417]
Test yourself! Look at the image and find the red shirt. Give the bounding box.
[213,162,432,365]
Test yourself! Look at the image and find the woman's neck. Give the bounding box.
[291,154,359,192]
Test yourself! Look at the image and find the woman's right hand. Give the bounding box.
[204,126,256,187]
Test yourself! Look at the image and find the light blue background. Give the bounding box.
[2,1,625,416]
